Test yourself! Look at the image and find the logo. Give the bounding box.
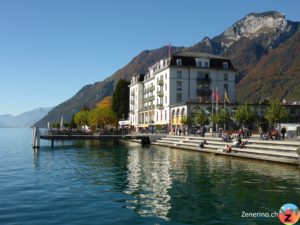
[279,203,300,225]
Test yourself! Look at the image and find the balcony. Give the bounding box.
[130,99,135,105]
[149,105,155,110]
[157,79,164,85]
[156,104,163,109]
[142,105,155,111]
[129,109,135,114]
[197,77,211,85]
[197,88,211,96]
[148,86,155,91]
[130,92,135,96]
[157,90,164,97]
[148,95,155,101]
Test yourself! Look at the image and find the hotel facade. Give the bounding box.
[129,52,237,132]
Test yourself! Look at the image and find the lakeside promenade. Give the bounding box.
[148,133,300,167]
[32,127,300,167]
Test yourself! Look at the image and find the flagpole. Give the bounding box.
[216,87,218,133]
[216,87,218,112]
[211,88,214,116]
[224,90,226,109]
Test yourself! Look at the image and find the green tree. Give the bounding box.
[69,114,77,129]
[181,115,193,128]
[234,103,257,128]
[194,109,209,126]
[265,101,288,126]
[51,122,60,129]
[74,110,90,127]
[89,106,118,130]
[112,79,130,119]
[212,109,230,129]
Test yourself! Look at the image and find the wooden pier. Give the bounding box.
[32,127,159,148]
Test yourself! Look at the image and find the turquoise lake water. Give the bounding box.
[0,128,299,225]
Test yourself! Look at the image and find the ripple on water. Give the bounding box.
[0,129,300,225]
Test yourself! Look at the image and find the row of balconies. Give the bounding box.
[143,95,155,102]
[144,86,155,93]
[140,104,164,111]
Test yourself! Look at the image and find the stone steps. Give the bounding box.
[153,135,300,165]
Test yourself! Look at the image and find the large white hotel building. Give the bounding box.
[129,52,236,132]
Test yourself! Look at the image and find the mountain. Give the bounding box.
[0,107,53,128]
[187,11,299,75]
[36,46,184,126]
[236,29,300,103]
[36,11,300,127]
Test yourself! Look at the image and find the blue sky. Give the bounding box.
[0,0,299,115]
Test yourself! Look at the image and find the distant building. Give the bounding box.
[129,52,237,132]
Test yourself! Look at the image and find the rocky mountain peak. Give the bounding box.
[222,11,291,48]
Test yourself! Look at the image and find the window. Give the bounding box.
[177,71,182,79]
[197,72,204,79]
[165,110,167,120]
[224,83,228,93]
[204,61,209,68]
[224,73,228,81]
[176,93,182,103]
[223,62,229,70]
[165,73,167,79]
[165,83,167,91]
[290,108,296,114]
[197,72,210,81]
[176,59,182,66]
[165,96,167,104]
[196,59,202,67]
[177,81,182,91]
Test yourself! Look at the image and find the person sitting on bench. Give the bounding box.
[199,139,207,149]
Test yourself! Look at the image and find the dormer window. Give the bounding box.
[223,62,229,70]
[196,60,202,67]
[176,59,182,66]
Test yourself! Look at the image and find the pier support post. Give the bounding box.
[32,127,40,148]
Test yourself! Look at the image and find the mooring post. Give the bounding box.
[141,136,150,145]
[32,127,36,147]
[32,127,40,148]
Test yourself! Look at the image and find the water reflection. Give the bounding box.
[29,139,300,224]
[123,144,300,224]
[125,147,172,219]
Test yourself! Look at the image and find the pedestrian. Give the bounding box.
[258,127,263,140]
[281,126,287,140]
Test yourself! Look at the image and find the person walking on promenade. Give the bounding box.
[281,126,287,140]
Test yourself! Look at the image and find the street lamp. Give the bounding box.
[259,101,262,129]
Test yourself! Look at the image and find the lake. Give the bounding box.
[0,128,299,225]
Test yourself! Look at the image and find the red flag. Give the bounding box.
[216,90,221,102]
[213,88,220,102]
[212,90,216,100]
